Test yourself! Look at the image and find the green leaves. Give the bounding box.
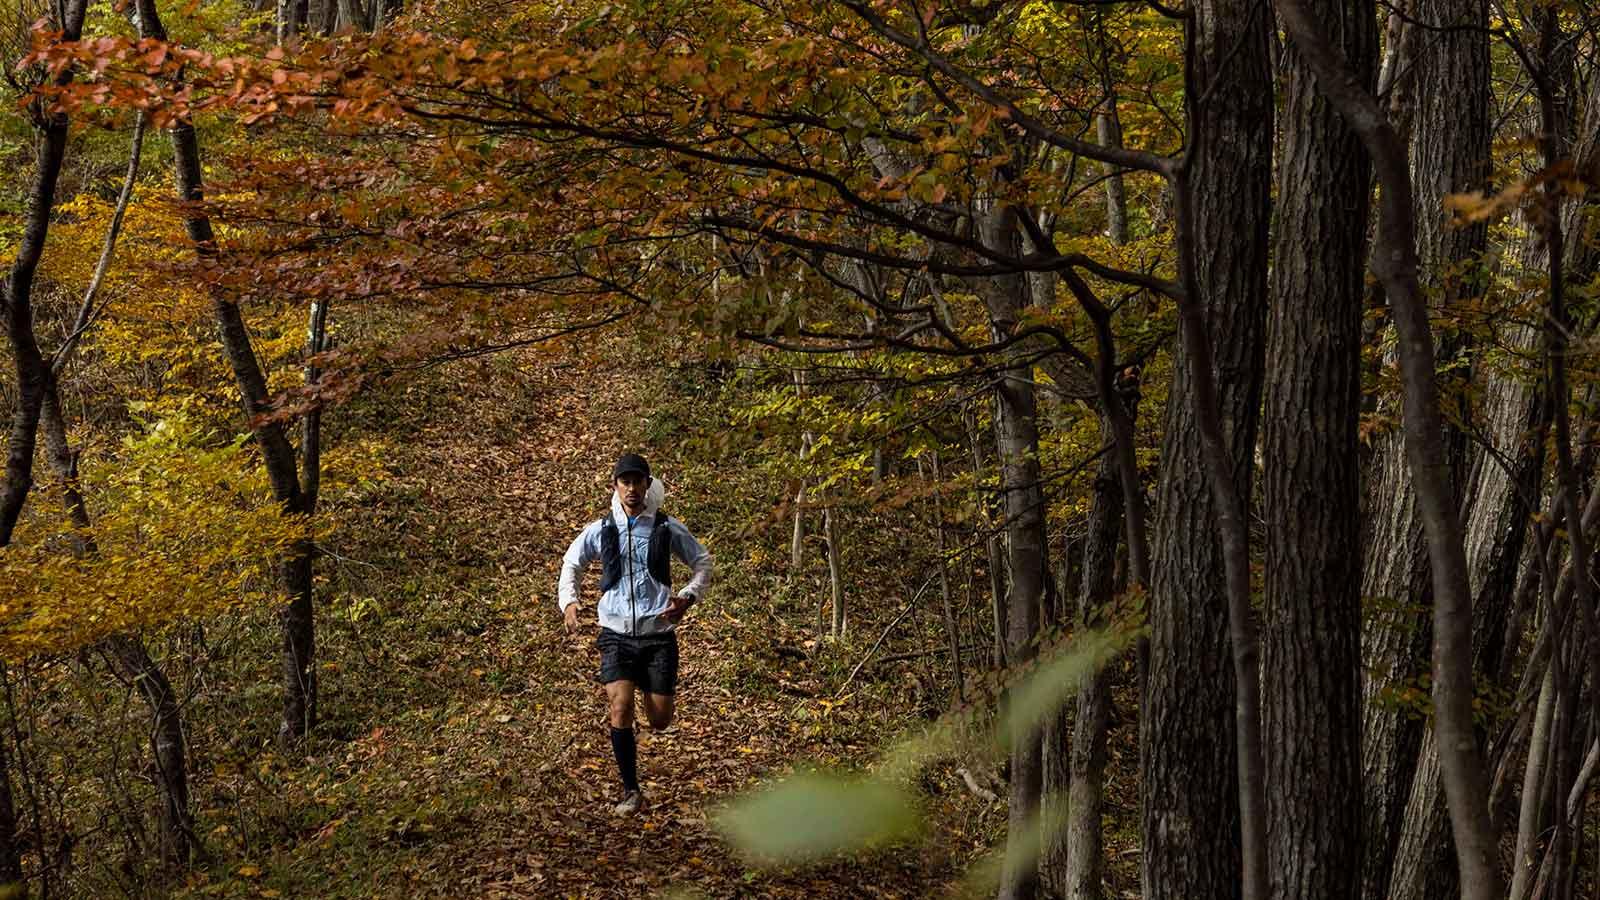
[716,623,1140,869]
[714,771,922,862]
[997,626,1130,745]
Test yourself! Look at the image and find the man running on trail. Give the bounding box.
[558,453,713,816]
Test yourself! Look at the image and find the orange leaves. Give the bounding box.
[1443,160,1589,228]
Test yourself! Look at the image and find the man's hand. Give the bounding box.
[563,603,580,635]
[663,592,696,624]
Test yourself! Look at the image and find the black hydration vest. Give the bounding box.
[598,511,673,593]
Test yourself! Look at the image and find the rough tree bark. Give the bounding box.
[1387,8,1570,900]
[1142,0,1272,894]
[1358,0,1494,893]
[1260,0,1375,895]
[1273,0,1506,895]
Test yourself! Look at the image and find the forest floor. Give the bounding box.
[150,331,1055,899]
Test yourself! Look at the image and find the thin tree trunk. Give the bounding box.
[825,505,845,639]
[1046,261,1150,900]
[1060,404,1135,900]
[301,299,330,504]
[1273,0,1506,895]
[1510,668,1557,900]
[0,6,90,885]
[0,727,18,896]
[967,402,1007,669]
[40,385,195,865]
[2,0,90,547]
[53,113,145,374]
[792,368,810,573]
[1532,16,1594,896]
[136,0,318,743]
[929,452,963,702]
[1260,0,1374,894]
[103,636,192,865]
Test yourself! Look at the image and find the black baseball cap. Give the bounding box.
[613,453,651,481]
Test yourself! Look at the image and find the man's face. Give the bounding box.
[615,473,650,513]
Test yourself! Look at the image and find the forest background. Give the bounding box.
[2,0,1599,898]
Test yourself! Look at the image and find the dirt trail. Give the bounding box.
[360,343,964,899]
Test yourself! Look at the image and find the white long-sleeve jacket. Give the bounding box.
[558,482,712,636]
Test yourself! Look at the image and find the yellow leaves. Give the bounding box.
[0,408,308,661]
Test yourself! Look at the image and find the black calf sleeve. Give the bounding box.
[610,726,638,792]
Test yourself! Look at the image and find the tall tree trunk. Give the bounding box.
[1510,668,1557,900]
[1386,5,1551,897]
[1142,0,1272,894]
[1273,0,1506,895]
[137,0,319,743]
[1043,86,1134,890]
[975,206,1051,900]
[301,299,329,504]
[1260,0,1375,895]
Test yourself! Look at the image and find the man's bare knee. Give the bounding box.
[610,702,635,729]
[643,695,674,730]
[605,682,636,729]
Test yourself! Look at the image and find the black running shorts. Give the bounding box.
[596,628,680,695]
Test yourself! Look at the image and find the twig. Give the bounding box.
[838,575,936,695]
[872,644,987,668]
[52,112,147,374]
[956,766,1001,804]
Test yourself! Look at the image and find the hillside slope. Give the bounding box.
[156,334,991,899]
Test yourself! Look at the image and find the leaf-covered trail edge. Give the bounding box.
[174,336,990,899]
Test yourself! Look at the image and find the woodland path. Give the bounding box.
[268,338,975,899]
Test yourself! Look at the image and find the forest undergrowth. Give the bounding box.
[26,330,1139,899]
